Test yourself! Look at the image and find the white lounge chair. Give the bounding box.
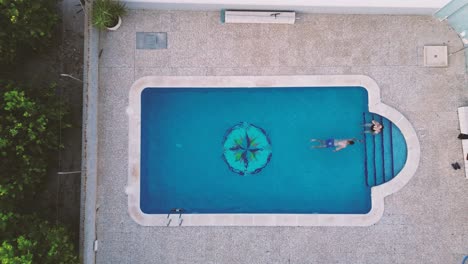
[457,106,468,179]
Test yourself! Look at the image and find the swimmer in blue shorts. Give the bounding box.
[310,138,360,152]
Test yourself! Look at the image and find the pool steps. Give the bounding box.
[363,113,407,187]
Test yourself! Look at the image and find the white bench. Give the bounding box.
[223,11,296,24]
[457,107,468,179]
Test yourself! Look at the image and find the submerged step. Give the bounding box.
[382,117,394,182]
[373,115,385,185]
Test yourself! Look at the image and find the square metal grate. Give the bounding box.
[136,32,167,50]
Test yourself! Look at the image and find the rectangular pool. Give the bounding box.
[140,87,371,214]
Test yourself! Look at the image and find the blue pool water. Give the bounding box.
[140,87,406,214]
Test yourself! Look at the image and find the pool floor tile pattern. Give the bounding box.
[97,10,468,264]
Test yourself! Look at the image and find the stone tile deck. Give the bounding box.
[97,11,468,263]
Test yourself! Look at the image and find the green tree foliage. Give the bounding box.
[0,83,76,262]
[0,1,77,262]
[0,81,68,208]
[0,0,59,66]
[0,212,78,264]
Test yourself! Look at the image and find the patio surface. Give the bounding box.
[96,10,468,263]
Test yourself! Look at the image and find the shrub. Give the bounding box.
[0,0,59,66]
[0,212,78,264]
[92,0,127,29]
[0,81,68,208]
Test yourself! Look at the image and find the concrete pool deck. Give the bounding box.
[92,10,467,263]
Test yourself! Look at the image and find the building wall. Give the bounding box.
[122,0,452,15]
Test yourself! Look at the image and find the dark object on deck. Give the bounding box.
[457,133,468,139]
[451,162,461,170]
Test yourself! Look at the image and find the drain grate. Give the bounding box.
[423,46,448,67]
[136,32,167,49]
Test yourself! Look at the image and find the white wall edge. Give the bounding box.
[127,75,421,226]
[122,0,451,15]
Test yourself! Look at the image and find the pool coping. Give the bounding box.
[126,75,421,226]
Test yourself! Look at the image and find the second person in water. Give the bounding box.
[364,120,383,135]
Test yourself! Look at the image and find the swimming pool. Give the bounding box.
[127,76,420,226]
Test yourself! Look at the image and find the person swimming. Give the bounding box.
[310,138,359,152]
[364,120,383,135]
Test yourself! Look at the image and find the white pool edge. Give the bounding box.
[126,75,420,226]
